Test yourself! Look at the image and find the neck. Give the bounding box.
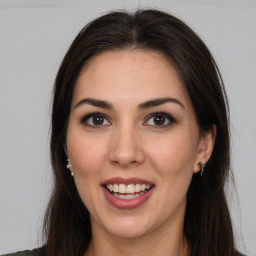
[85,217,190,256]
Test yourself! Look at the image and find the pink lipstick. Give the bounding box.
[101,177,154,210]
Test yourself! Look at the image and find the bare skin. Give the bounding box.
[66,49,215,256]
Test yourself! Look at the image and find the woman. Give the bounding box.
[4,9,244,256]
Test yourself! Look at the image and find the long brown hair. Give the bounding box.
[43,9,237,256]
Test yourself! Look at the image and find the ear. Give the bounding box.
[193,125,216,173]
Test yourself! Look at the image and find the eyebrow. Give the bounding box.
[75,98,113,109]
[74,97,185,110]
[138,97,185,109]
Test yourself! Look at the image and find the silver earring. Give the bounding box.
[198,161,205,176]
[67,159,73,176]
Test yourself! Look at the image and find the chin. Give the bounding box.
[108,225,151,240]
[106,215,154,239]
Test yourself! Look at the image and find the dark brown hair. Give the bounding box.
[44,9,237,256]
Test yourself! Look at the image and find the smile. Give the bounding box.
[102,178,155,209]
[105,184,152,199]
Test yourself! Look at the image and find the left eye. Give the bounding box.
[144,112,176,126]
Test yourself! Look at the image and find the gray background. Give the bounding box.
[0,0,255,255]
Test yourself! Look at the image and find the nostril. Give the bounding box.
[111,159,140,167]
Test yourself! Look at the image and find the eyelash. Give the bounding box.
[80,111,176,128]
[81,112,111,128]
[144,112,176,127]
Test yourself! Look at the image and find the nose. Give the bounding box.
[109,124,145,168]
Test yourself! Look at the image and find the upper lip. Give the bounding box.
[102,177,154,186]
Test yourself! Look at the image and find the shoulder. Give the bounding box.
[1,248,41,256]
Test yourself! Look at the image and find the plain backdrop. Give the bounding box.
[0,0,255,255]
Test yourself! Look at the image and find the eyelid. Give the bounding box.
[80,112,111,127]
[144,111,176,126]
[80,111,176,128]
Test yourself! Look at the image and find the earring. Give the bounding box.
[67,159,73,176]
[198,161,205,176]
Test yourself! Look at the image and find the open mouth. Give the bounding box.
[104,183,154,199]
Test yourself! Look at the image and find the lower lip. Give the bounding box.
[102,186,154,210]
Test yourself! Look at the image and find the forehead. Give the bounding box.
[73,49,190,107]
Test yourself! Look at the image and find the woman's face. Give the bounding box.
[66,50,214,239]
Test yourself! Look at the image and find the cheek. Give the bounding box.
[67,130,108,175]
[66,132,109,210]
[147,132,198,177]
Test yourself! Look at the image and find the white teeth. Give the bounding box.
[135,184,141,192]
[118,184,126,193]
[113,192,146,199]
[113,184,118,193]
[108,184,113,192]
[126,184,135,193]
[106,183,152,194]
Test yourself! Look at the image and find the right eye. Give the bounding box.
[81,113,111,127]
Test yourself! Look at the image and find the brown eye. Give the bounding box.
[153,115,166,125]
[144,112,176,127]
[92,116,104,125]
[81,113,111,127]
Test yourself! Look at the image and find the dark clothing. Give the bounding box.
[2,249,246,256]
[1,248,41,256]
